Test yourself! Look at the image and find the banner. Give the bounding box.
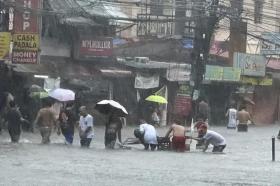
[0,32,11,60]
[135,73,159,89]
[12,0,40,64]
[166,64,191,81]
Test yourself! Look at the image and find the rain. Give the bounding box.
[0,0,280,185]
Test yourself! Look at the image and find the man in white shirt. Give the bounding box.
[194,124,226,153]
[138,119,158,151]
[225,105,237,129]
[79,106,94,148]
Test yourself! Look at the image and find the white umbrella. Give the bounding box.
[95,100,128,116]
[48,88,75,102]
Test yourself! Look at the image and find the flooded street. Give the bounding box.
[1,125,280,186]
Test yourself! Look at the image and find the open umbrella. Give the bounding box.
[48,88,75,102]
[145,95,168,104]
[95,100,128,116]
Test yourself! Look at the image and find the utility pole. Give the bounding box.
[229,0,246,66]
[191,0,220,120]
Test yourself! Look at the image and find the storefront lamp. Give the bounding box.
[34,75,49,79]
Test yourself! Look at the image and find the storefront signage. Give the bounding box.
[173,95,192,117]
[204,65,223,81]
[205,65,241,82]
[13,0,40,33]
[12,51,38,64]
[241,76,273,86]
[260,32,280,55]
[12,0,41,64]
[166,64,191,82]
[223,67,241,82]
[13,34,39,51]
[0,32,11,60]
[233,52,266,77]
[177,84,192,95]
[78,38,113,59]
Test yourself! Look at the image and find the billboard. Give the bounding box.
[233,52,266,77]
[209,40,229,58]
[260,32,280,55]
[77,38,113,59]
[12,0,40,64]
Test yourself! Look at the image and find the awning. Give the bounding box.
[267,58,280,70]
[11,60,101,78]
[76,0,131,24]
[60,17,99,27]
[48,0,131,25]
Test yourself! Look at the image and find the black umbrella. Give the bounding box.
[95,100,128,117]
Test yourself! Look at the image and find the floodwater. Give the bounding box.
[0,125,280,186]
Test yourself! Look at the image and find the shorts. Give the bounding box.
[172,136,186,152]
[212,145,226,152]
[40,127,52,144]
[238,124,248,132]
[80,138,92,147]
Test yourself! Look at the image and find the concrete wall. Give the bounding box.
[253,85,279,124]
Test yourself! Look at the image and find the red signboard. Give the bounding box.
[12,0,40,64]
[78,38,113,58]
[173,95,192,117]
[13,0,40,33]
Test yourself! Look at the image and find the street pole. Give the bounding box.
[191,0,205,120]
[191,0,220,121]
[272,136,275,161]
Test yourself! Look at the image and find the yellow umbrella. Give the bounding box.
[145,95,168,104]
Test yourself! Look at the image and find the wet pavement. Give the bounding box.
[0,124,280,186]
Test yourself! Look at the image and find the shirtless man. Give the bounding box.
[237,106,253,132]
[198,98,210,122]
[165,120,187,152]
[34,100,57,144]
